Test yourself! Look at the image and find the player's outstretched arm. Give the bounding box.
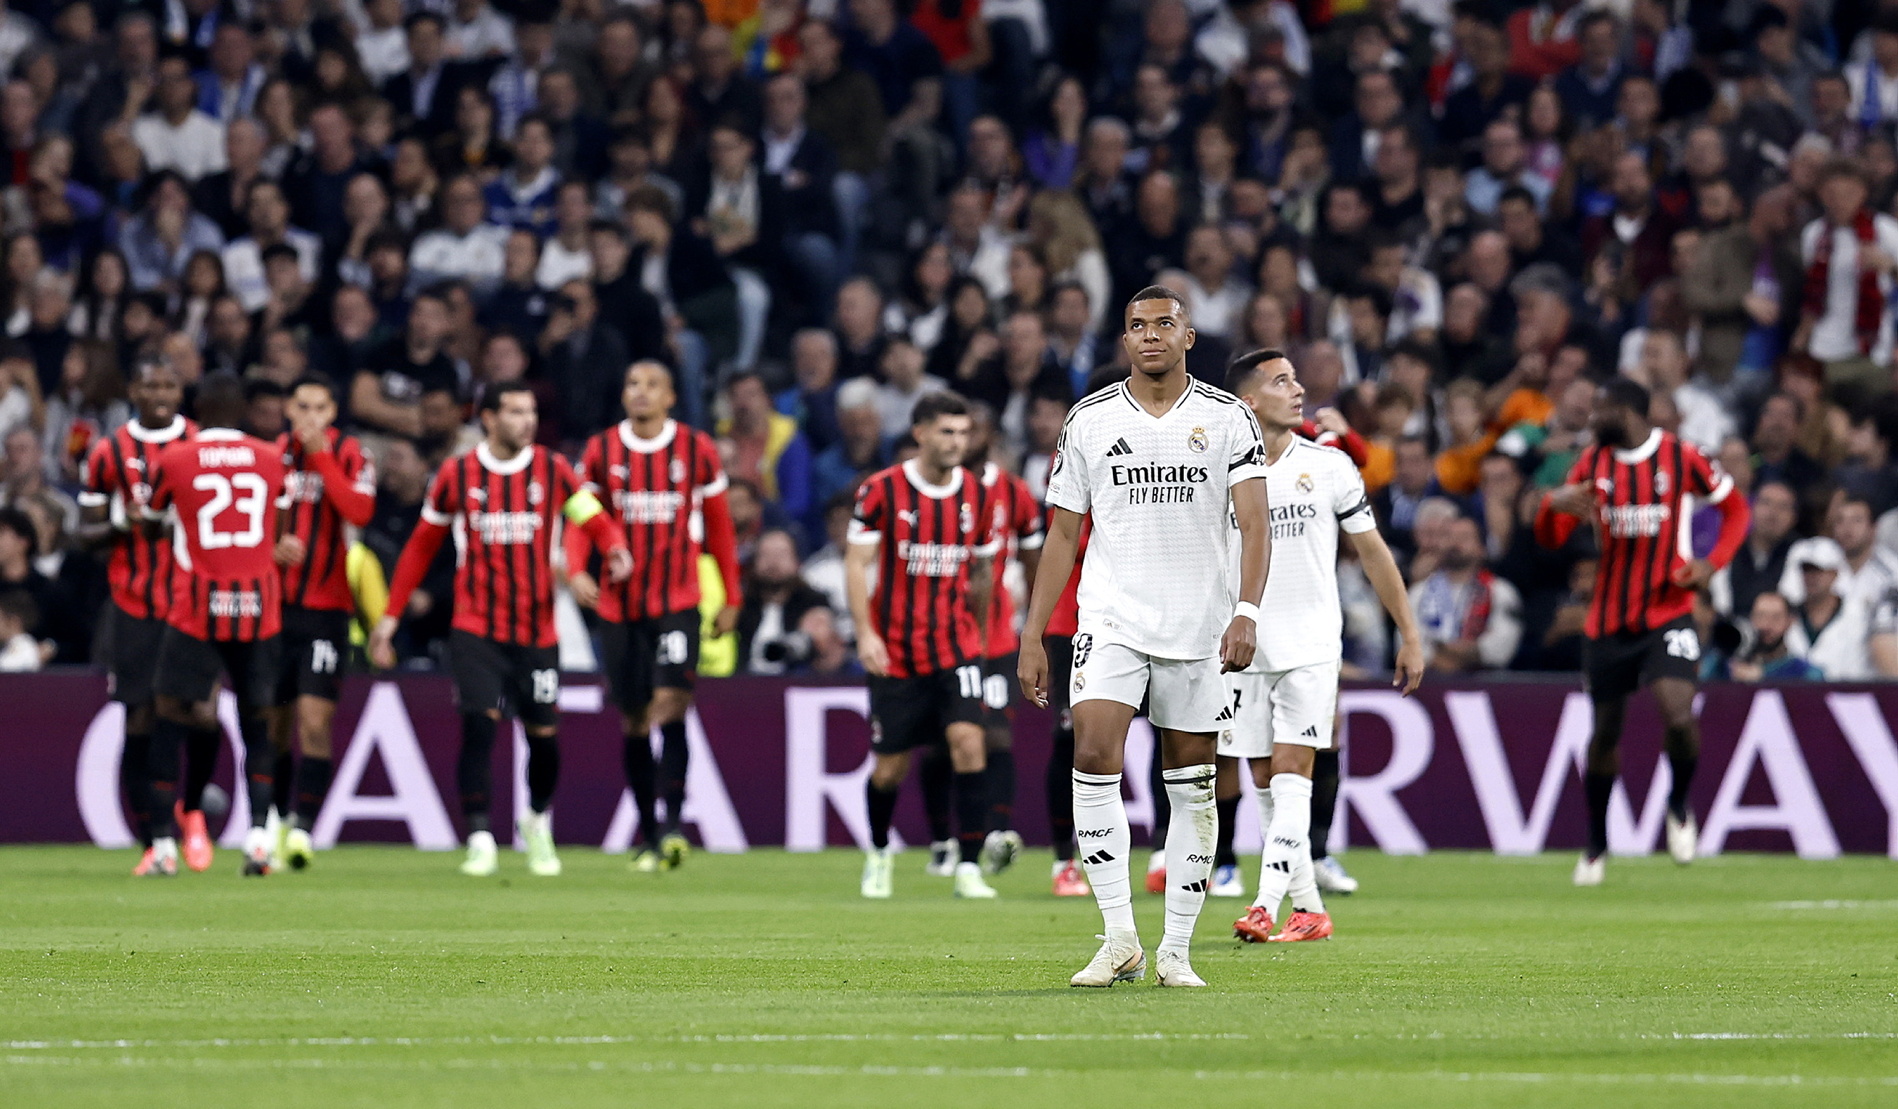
[844,534,885,677]
[1018,506,1083,707]
[1222,475,1269,673]
[701,490,743,634]
[1349,526,1424,695]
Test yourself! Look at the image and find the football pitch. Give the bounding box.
[1,847,1894,1108]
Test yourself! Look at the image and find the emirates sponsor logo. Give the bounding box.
[614,489,684,523]
[286,471,325,504]
[1603,503,1670,538]
[207,589,264,618]
[896,540,968,577]
[468,510,543,544]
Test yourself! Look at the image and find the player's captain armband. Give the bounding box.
[563,488,607,525]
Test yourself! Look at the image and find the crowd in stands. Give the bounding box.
[3,0,1898,682]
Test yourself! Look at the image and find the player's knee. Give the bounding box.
[870,754,908,789]
[650,688,690,724]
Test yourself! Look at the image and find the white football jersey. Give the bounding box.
[1231,436,1376,672]
[1047,379,1267,659]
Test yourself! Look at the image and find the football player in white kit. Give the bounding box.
[1218,349,1424,943]
[1020,286,1272,988]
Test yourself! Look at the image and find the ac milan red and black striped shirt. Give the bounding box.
[79,416,195,622]
[575,419,725,621]
[277,430,376,612]
[848,460,1000,679]
[421,443,584,648]
[1551,429,1733,638]
[148,428,290,642]
[979,462,1045,658]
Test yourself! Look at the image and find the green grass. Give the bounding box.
[1,847,1895,1108]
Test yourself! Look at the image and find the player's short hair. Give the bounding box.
[1838,494,1876,520]
[625,359,674,388]
[194,372,248,430]
[1600,377,1651,418]
[910,390,971,428]
[1126,284,1187,316]
[290,374,339,402]
[480,382,536,414]
[1225,348,1288,395]
[404,10,445,33]
[244,378,286,403]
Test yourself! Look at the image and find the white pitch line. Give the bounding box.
[3,1055,1895,1088]
[1658,1033,1898,1041]
[1766,900,1898,910]
[0,1032,1252,1051]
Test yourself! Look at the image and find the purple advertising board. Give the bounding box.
[3,673,1896,857]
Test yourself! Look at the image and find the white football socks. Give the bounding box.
[1159,765,1217,955]
[1254,773,1312,913]
[1072,770,1136,938]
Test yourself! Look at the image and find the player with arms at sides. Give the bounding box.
[370,385,633,877]
[847,391,1001,901]
[266,376,375,870]
[1020,287,1271,988]
[914,406,1044,879]
[142,373,291,877]
[566,361,742,873]
[1219,349,1423,944]
[76,360,198,875]
[1535,378,1750,885]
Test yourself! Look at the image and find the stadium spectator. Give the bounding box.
[1785,539,1873,679]
[0,589,39,670]
[718,373,812,536]
[1731,592,1824,682]
[736,527,843,675]
[1407,514,1522,671]
[1713,481,1800,621]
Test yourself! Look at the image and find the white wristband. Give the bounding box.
[1234,601,1260,623]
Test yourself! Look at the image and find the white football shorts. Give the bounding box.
[1217,660,1341,759]
[1068,630,1228,734]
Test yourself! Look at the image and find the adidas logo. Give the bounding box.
[1300,725,1319,738]
[1083,850,1116,866]
[1180,878,1209,893]
[1105,437,1134,457]
[1264,859,1291,874]
[1215,705,1234,722]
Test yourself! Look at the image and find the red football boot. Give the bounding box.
[1144,865,1166,894]
[1052,860,1091,897]
[176,804,214,873]
[1267,911,1334,942]
[1232,905,1275,943]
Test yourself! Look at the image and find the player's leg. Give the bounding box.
[1309,687,1356,892]
[1144,654,1227,987]
[938,662,995,897]
[1249,663,1337,942]
[284,611,346,868]
[512,645,564,877]
[650,611,701,867]
[1210,757,1243,895]
[977,651,1023,876]
[1577,633,1641,885]
[1043,635,1087,895]
[229,637,283,876]
[916,743,957,875]
[447,632,507,875]
[861,674,926,898]
[113,610,164,874]
[601,620,662,868]
[151,627,225,875]
[265,613,308,868]
[1068,693,1145,985]
[1145,744,1169,893]
[1655,676,1700,865]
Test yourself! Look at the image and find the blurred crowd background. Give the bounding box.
[1,0,1898,682]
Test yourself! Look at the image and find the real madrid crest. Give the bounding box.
[1296,472,1313,494]
[1188,426,1209,453]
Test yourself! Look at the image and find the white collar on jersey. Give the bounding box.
[126,415,187,443]
[619,418,678,453]
[1614,428,1663,465]
[1119,379,1195,420]
[980,460,999,486]
[902,458,964,498]
[196,428,245,441]
[477,440,535,474]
